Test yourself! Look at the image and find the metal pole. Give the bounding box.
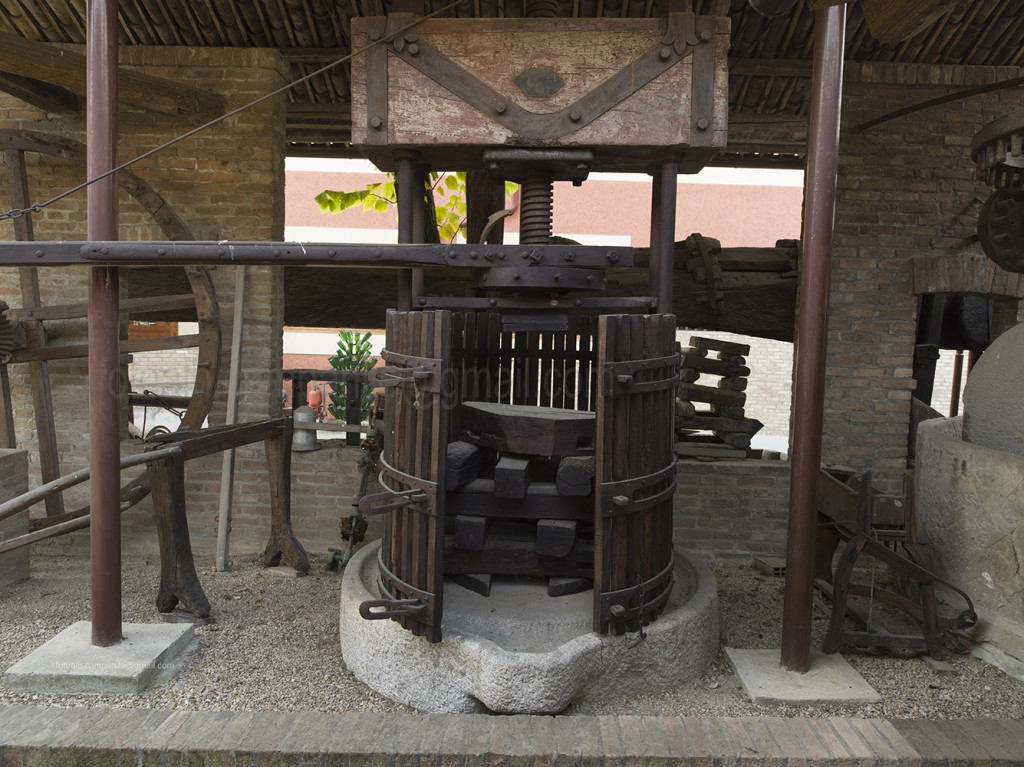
[658,160,678,315]
[648,168,662,309]
[949,349,964,417]
[410,163,426,298]
[780,2,846,672]
[396,154,417,311]
[87,0,122,647]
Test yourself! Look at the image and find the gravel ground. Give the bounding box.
[1,546,1023,718]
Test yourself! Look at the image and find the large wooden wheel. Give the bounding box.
[0,129,222,519]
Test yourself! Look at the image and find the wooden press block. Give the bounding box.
[555,455,595,496]
[351,14,730,172]
[536,519,577,558]
[494,454,531,499]
[454,514,489,550]
[453,573,493,597]
[458,401,595,456]
[446,440,489,490]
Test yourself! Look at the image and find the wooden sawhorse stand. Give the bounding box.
[145,417,309,617]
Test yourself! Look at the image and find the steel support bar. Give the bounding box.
[0,241,633,268]
[657,160,678,314]
[781,2,846,673]
[648,167,662,306]
[396,154,417,311]
[87,0,122,648]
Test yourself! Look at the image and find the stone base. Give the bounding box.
[4,621,195,694]
[340,541,718,714]
[724,647,881,705]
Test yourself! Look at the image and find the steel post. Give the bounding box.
[780,3,846,672]
[87,0,122,647]
[396,155,417,311]
[648,168,662,308]
[658,161,678,315]
[410,163,426,298]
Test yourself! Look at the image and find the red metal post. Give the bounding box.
[87,0,122,647]
[780,3,846,672]
[657,160,678,315]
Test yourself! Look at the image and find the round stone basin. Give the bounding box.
[340,541,719,714]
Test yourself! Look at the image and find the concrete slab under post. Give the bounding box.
[3,621,195,695]
[724,647,880,705]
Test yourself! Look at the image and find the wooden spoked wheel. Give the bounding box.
[0,129,222,519]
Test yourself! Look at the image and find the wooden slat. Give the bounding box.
[5,293,195,322]
[10,334,201,363]
[7,148,62,518]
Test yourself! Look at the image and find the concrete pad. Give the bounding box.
[724,647,881,705]
[4,621,194,694]
[341,541,720,714]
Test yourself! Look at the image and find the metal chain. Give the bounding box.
[0,0,469,224]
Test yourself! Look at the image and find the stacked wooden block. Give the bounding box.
[444,401,596,598]
[675,336,763,457]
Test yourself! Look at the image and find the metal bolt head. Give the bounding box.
[408,43,419,55]
[697,118,710,131]
[488,299,497,307]
[607,250,619,263]
[370,116,383,129]
[495,101,507,114]
[659,47,672,61]
[700,30,712,42]
[156,247,166,256]
[369,30,381,41]
[570,110,582,122]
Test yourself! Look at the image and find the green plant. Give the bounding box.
[315,171,517,243]
[327,330,377,423]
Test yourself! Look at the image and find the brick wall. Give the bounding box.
[0,45,288,553]
[674,459,791,562]
[0,449,29,586]
[821,62,1024,491]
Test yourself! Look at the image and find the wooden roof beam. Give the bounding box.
[809,0,968,44]
[0,30,226,124]
[0,71,81,115]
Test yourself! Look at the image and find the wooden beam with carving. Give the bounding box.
[0,31,226,123]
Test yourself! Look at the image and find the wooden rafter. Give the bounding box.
[0,30,226,123]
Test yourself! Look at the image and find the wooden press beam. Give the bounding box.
[0,30,226,123]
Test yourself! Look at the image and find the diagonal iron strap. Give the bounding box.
[383,13,711,141]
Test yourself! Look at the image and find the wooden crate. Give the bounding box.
[351,14,729,172]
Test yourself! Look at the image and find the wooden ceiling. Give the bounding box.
[0,0,1020,164]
